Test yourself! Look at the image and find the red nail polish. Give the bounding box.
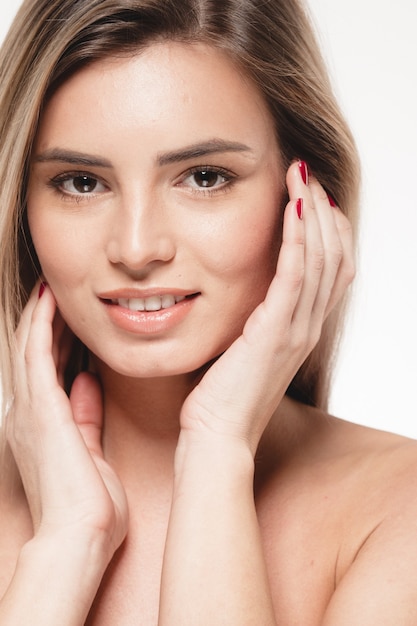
[298,161,309,186]
[327,193,337,207]
[38,282,46,298]
[296,198,303,220]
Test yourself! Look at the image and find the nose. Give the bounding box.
[106,190,176,272]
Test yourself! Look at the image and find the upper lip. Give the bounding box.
[98,287,199,300]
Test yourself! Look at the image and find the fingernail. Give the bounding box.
[298,161,309,186]
[38,282,47,298]
[327,193,337,207]
[296,197,303,220]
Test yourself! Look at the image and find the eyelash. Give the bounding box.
[47,165,237,202]
[178,166,237,197]
[47,171,107,202]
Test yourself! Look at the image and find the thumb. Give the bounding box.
[70,372,104,459]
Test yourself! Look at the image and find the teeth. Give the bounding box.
[113,295,188,312]
[145,295,163,311]
[118,298,130,309]
[161,294,176,309]
[129,298,145,311]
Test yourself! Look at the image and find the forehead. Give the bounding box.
[35,42,278,160]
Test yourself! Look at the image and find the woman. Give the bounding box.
[1,0,417,623]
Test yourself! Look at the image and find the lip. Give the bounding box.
[99,289,200,335]
[98,287,198,300]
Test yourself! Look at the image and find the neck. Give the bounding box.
[93,360,206,492]
[91,359,308,499]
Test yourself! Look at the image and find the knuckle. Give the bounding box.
[309,176,327,200]
[328,244,344,269]
[290,333,305,354]
[315,185,329,204]
[292,234,305,247]
[341,257,356,284]
[290,322,322,356]
[311,246,325,272]
[309,324,322,349]
[336,211,353,237]
[284,269,304,293]
[5,411,23,452]
[4,412,15,446]
[23,342,36,367]
[289,327,310,354]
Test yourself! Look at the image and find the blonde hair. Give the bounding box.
[0,0,360,462]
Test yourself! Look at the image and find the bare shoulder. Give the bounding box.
[311,416,417,623]
[335,416,417,525]
[318,411,417,507]
[255,401,417,623]
[257,401,417,534]
[258,399,417,500]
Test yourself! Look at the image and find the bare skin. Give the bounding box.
[2,42,417,625]
[2,400,417,625]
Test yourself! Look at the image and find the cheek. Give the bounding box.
[233,222,281,306]
[204,212,282,350]
[28,212,87,286]
[196,204,282,284]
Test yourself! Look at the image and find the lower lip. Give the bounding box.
[101,296,198,335]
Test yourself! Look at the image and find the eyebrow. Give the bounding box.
[33,149,112,168]
[32,139,254,168]
[156,139,254,165]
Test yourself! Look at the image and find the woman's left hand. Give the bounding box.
[179,161,355,454]
[160,161,355,625]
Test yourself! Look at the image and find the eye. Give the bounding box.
[67,175,102,194]
[49,172,108,197]
[187,169,226,189]
[180,166,235,193]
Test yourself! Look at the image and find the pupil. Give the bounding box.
[74,176,96,193]
[195,170,218,188]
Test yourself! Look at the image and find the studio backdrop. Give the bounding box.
[1,0,416,437]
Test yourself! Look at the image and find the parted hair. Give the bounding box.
[0,0,360,430]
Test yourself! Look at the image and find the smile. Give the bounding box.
[101,292,199,335]
[108,294,192,312]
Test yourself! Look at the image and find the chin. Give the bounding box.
[91,347,222,382]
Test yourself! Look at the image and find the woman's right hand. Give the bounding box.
[6,281,128,561]
[0,282,129,623]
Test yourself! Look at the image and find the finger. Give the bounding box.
[16,284,76,401]
[70,372,105,459]
[242,194,306,350]
[15,279,45,349]
[285,162,325,323]
[13,281,53,400]
[324,206,355,316]
[308,177,344,320]
[23,283,63,396]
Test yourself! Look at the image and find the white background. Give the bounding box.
[1,1,416,437]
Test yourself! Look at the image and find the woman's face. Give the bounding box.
[27,42,284,378]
